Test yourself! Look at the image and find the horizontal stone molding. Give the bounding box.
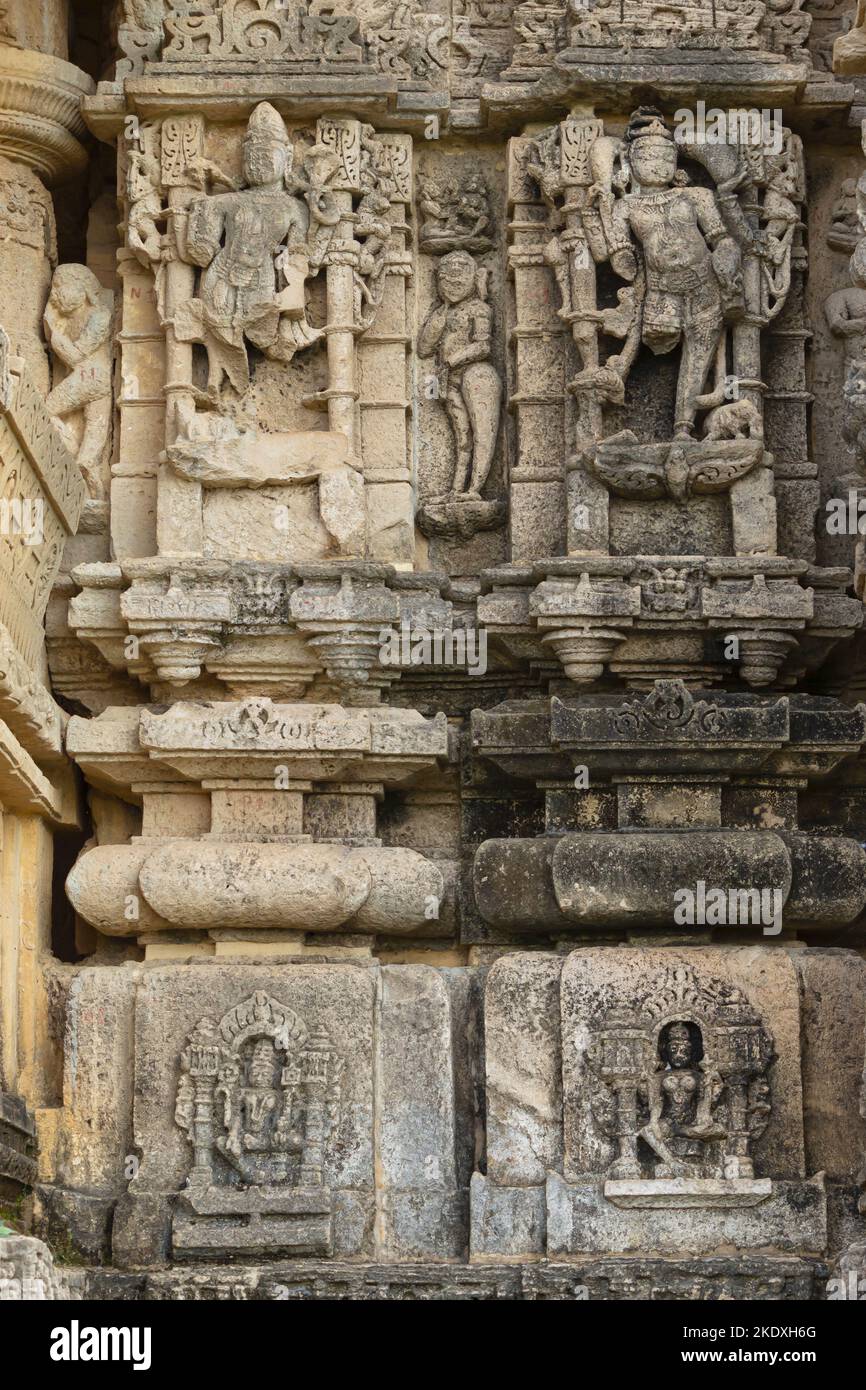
[473,831,866,931]
[86,1255,820,1300]
[0,716,61,816]
[66,700,450,796]
[67,840,446,936]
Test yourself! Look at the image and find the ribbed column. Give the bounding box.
[506,132,570,561]
[0,40,93,392]
[317,117,363,466]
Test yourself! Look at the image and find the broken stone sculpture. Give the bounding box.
[172,102,323,397]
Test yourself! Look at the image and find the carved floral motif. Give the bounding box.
[611,680,724,736]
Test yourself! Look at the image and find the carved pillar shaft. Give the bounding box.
[190,1074,215,1183]
[723,1074,752,1175]
[0,44,93,392]
[733,215,765,417]
[359,133,414,566]
[507,133,569,560]
[325,217,359,459]
[301,1090,325,1187]
[611,1078,641,1179]
[764,260,817,562]
[113,252,162,560]
[559,116,603,448]
[156,119,205,557]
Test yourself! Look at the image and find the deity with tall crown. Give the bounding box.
[174,101,323,398]
[607,108,745,438]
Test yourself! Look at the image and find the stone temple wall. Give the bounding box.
[1,0,866,1302]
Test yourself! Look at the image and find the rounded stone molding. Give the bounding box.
[65,844,174,936]
[348,847,445,934]
[67,840,446,935]
[140,841,371,933]
[780,833,866,928]
[474,832,798,931]
[0,44,94,181]
[474,830,866,932]
[551,832,794,928]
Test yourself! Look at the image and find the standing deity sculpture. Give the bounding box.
[172,101,324,399]
[602,108,745,439]
[414,165,505,542]
[108,104,409,565]
[418,250,502,500]
[516,106,806,527]
[43,264,113,500]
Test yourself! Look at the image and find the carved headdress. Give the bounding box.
[625,106,673,148]
[244,101,290,153]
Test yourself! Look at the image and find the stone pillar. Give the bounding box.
[507,133,569,561]
[359,133,414,566]
[764,265,818,562]
[156,115,205,557]
[318,117,363,465]
[0,41,93,391]
[0,10,90,1213]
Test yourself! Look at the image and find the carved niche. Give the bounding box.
[586,964,775,1203]
[510,106,805,558]
[173,991,344,1255]
[114,102,412,563]
[416,170,506,542]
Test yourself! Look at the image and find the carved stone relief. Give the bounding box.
[587,964,774,1191]
[173,991,344,1255]
[44,264,114,500]
[3,0,866,1310]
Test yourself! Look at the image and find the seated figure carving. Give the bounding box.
[639,1021,727,1178]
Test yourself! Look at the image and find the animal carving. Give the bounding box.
[702,399,763,442]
